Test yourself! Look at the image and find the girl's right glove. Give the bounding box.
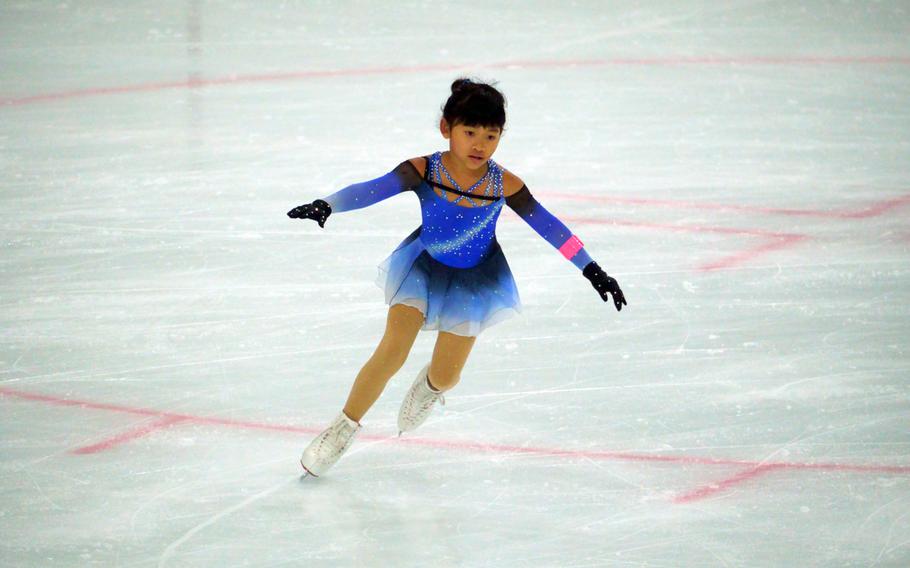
[287,199,332,228]
[583,261,627,311]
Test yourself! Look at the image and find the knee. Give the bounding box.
[373,342,411,370]
[428,365,460,391]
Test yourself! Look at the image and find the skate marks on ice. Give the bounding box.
[157,476,295,568]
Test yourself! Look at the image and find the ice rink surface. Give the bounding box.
[2,1,909,566]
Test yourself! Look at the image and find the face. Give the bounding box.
[440,119,502,171]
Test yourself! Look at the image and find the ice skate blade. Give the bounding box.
[299,458,319,479]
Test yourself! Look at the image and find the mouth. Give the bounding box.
[469,155,485,162]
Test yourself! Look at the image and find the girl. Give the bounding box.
[288,78,626,477]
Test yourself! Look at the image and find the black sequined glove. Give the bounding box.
[287,199,332,228]
[583,261,627,312]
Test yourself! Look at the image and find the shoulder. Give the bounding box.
[407,157,428,173]
[499,166,526,197]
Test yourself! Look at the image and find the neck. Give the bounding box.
[442,151,486,180]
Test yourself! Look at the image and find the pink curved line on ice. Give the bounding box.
[3,55,910,106]
[2,386,907,477]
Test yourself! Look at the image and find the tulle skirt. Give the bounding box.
[375,227,522,337]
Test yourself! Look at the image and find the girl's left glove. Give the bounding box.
[583,261,627,311]
[287,199,332,228]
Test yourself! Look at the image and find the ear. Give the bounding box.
[439,118,450,139]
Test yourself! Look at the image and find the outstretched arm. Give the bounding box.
[505,178,627,311]
[287,160,422,226]
[322,160,422,213]
[505,184,593,270]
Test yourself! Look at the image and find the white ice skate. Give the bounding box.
[397,363,445,435]
[300,411,361,477]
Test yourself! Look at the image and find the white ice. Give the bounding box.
[2,1,909,567]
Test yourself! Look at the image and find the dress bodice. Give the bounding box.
[415,153,505,269]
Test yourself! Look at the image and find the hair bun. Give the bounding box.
[451,78,473,94]
[441,77,506,131]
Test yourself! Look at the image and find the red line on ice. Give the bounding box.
[2,386,908,479]
[498,55,910,68]
[543,191,909,271]
[673,464,786,504]
[561,215,808,271]
[547,192,910,220]
[0,387,322,436]
[72,415,189,454]
[388,436,909,475]
[3,55,909,106]
[698,234,807,272]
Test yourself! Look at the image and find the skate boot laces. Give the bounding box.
[301,412,361,476]
[409,375,445,415]
[320,417,358,452]
[398,365,446,435]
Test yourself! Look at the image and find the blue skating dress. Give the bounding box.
[319,152,595,337]
[375,153,520,336]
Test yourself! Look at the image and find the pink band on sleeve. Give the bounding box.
[558,235,585,260]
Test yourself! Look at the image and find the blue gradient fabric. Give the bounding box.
[375,226,521,337]
[504,187,594,270]
[319,156,595,336]
[321,161,420,213]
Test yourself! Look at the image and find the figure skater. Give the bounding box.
[288,78,626,477]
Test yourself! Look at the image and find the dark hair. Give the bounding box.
[441,78,506,131]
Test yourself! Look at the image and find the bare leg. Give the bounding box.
[342,304,424,422]
[427,330,477,392]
